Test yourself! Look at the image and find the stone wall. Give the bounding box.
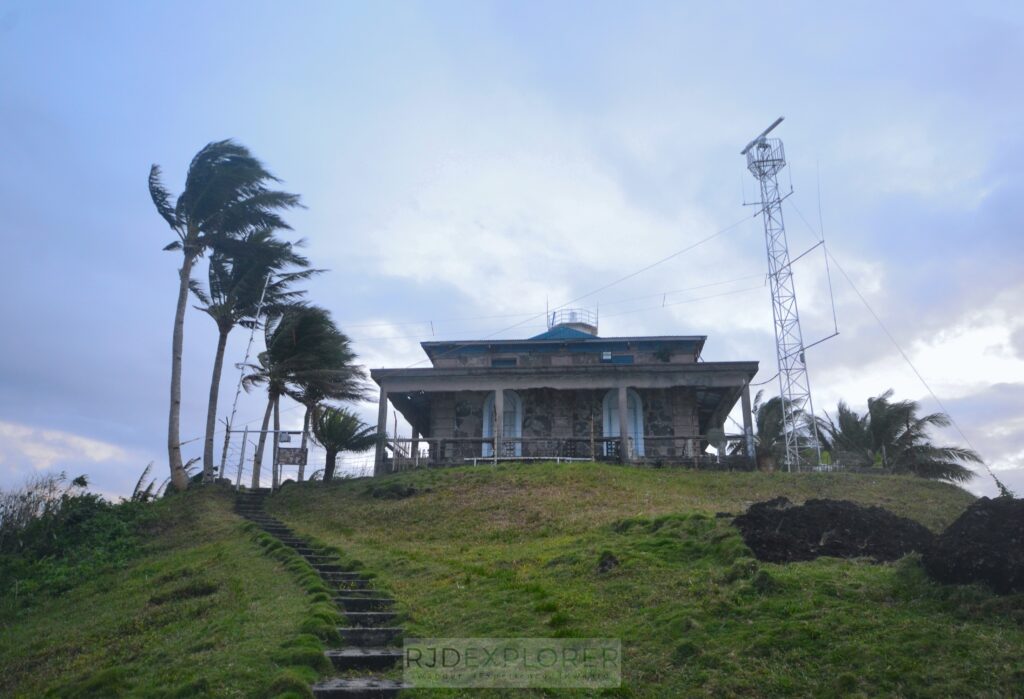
[636,387,700,459]
[424,387,699,460]
[428,391,487,439]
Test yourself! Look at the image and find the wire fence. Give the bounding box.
[221,429,375,489]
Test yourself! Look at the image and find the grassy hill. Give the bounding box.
[0,489,315,698]
[267,462,1024,698]
[3,463,1021,697]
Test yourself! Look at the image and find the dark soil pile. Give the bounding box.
[733,497,934,563]
[923,497,1024,594]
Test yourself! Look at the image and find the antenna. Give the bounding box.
[740,116,784,156]
[742,117,822,471]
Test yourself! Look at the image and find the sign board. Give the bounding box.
[277,447,308,466]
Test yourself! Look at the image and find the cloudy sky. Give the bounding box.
[1,1,1022,498]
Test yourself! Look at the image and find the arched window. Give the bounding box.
[482,390,523,457]
[602,389,645,458]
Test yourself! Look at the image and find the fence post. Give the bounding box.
[235,427,248,491]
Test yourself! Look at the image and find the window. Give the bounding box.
[491,357,517,368]
[601,353,634,364]
[602,389,645,457]
[482,390,523,457]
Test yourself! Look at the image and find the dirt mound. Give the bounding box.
[923,497,1024,594]
[733,497,934,563]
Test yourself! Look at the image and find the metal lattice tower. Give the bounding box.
[742,118,821,471]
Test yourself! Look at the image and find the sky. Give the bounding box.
[1,1,1022,498]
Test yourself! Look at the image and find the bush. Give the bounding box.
[0,472,157,604]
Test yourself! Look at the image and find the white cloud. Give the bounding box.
[0,421,131,474]
[833,113,995,206]
[819,286,1024,409]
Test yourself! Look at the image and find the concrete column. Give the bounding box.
[741,382,756,465]
[618,385,630,462]
[411,429,420,465]
[373,388,389,477]
[493,388,505,459]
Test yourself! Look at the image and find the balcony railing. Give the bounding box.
[384,434,754,472]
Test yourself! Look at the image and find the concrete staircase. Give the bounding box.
[235,491,410,698]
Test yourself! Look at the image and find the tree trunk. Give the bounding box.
[272,394,281,489]
[250,396,274,489]
[298,405,312,482]
[323,448,338,482]
[202,327,230,482]
[167,252,196,492]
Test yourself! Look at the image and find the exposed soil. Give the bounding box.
[596,551,620,574]
[923,497,1024,595]
[733,497,934,563]
[364,482,424,499]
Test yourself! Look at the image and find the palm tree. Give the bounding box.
[732,390,808,470]
[817,389,980,482]
[312,407,378,482]
[286,336,367,482]
[189,230,320,481]
[243,306,366,488]
[149,140,301,490]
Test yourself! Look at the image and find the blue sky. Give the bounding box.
[1,1,1022,497]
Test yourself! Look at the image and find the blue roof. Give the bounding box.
[529,326,597,341]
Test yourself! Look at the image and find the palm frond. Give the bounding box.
[131,462,153,502]
[148,165,178,230]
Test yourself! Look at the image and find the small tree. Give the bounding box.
[731,390,809,470]
[312,407,378,482]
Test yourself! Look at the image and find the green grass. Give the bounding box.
[0,488,316,698]
[268,462,1024,698]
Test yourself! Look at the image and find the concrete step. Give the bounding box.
[325,647,402,672]
[304,555,341,566]
[311,562,346,573]
[332,578,370,590]
[312,677,409,698]
[335,597,394,612]
[335,588,387,597]
[344,611,398,626]
[320,571,365,580]
[339,627,403,647]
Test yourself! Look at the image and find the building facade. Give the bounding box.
[370,311,758,475]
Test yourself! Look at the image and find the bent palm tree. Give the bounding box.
[243,306,365,487]
[150,140,301,490]
[312,407,377,482]
[190,230,319,481]
[817,389,980,482]
[286,333,367,481]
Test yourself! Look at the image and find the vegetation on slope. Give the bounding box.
[0,488,313,698]
[269,462,1024,698]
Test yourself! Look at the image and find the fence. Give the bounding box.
[384,434,755,472]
